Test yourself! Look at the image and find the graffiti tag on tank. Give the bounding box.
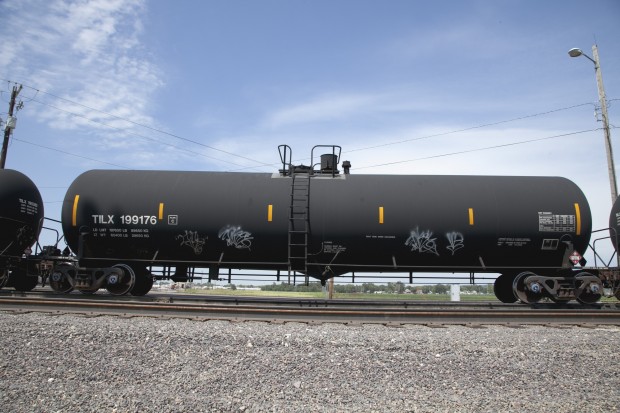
[405,228,439,256]
[218,225,253,250]
[446,232,464,255]
[176,230,206,254]
[405,228,466,256]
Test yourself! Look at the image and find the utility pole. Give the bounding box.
[0,84,23,169]
[592,45,618,203]
[569,45,617,202]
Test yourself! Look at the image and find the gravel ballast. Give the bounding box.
[1,311,618,412]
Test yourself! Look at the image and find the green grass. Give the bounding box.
[181,288,499,301]
[172,288,620,303]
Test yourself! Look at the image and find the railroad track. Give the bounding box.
[1,290,619,326]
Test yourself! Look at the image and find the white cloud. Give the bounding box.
[264,93,379,128]
[0,0,162,147]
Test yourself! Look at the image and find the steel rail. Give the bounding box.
[0,295,618,325]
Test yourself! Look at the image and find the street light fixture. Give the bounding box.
[568,45,618,203]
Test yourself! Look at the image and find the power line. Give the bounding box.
[4,79,607,170]
[355,129,598,170]
[26,96,256,169]
[3,79,272,168]
[346,102,597,155]
[1,79,613,173]
[13,138,131,169]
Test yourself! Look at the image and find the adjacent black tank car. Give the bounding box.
[0,169,44,290]
[609,195,620,252]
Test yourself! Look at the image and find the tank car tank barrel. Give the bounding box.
[60,169,591,281]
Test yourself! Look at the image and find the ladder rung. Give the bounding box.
[289,174,309,272]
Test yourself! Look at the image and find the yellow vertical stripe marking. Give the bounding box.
[72,195,80,227]
[574,203,581,235]
[158,203,164,220]
[268,204,273,222]
[468,208,474,226]
[379,206,384,224]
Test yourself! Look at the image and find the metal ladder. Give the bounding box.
[288,170,311,273]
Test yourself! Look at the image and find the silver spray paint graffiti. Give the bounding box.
[218,225,253,250]
[445,232,464,255]
[176,230,206,255]
[405,228,439,256]
[405,228,465,256]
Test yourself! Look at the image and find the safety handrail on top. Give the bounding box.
[278,145,293,176]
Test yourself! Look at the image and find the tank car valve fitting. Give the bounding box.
[342,161,351,174]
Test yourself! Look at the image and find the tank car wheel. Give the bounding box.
[574,272,603,305]
[493,274,517,303]
[49,264,75,293]
[10,269,39,292]
[130,267,154,296]
[0,269,8,289]
[106,264,136,296]
[512,271,544,304]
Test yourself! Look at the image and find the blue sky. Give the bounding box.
[1,0,619,268]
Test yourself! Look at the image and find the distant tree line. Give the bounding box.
[259,282,493,295]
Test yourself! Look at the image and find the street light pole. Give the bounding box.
[569,45,618,203]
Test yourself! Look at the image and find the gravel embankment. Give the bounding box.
[1,311,618,412]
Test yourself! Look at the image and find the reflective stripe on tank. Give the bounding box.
[574,203,581,235]
[72,195,80,227]
[468,208,474,226]
[158,203,164,220]
[379,206,384,224]
[268,204,273,222]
